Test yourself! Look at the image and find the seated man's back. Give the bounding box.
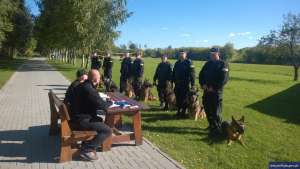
[64,69,88,118]
[73,80,111,121]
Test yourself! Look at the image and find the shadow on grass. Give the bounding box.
[246,83,300,125]
[231,76,279,84]
[142,112,177,123]
[0,125,59,163]
[142,125,208,135]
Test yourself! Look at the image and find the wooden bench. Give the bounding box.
[48,90,112,162]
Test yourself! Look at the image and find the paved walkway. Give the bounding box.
[0,58,184,169]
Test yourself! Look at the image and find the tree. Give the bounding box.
[221,42,236,61]
[3,0,34,57]
[128,41,138,50]
[35,0,130,64]
[259,13,300,81]
[0,0,17,50]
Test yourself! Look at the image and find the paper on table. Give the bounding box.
[99,92,110,99]
[109,100,130,108]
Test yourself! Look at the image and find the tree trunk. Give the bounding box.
[294,65,299,81]
[72,49,76,65]
[85,48,91,69]
[65,49,68,63]
[81,53,85,68]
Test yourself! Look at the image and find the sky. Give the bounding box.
[26,0,300,49]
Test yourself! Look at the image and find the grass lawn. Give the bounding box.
[0,58,25,89]
[49,57,300,169]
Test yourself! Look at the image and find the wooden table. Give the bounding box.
[102,92,149,151]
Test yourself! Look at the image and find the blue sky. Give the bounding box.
[26,0,300,49]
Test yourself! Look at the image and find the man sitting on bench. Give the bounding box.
[64,69,88,113]
[74,69,112,161]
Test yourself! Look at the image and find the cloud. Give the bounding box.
[237,32,251,36]
[179,33,191,37]
[161,27,168,31]
[229,33,236,37]
[229,31,252,38]
[194,40,209,45]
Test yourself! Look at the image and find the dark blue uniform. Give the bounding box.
[91,55,101,70]
[172,59,195,116]
[120,57,132,93]
[103,57,113,80]
[132,58,144,98]
[199,60,229,134]
[153,61,173,107]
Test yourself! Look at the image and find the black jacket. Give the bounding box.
[132,58,144,78]
[153,61,173,83]
[172,59,195,86]
[73,80,111,120]
[64,79,80,114]
[103,57,113,79]
[199,60,229,91]
[120,57,132,78]
[91,56,101,69]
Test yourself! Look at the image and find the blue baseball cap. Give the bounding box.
[210,47,220,53]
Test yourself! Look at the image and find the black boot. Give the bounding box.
[175,108,181,118]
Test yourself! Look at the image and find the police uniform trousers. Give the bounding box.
[119,75,128,93]
[157,81,167,105]
[174,83,189,115]
[202,91,223,131]
[133,77,143,98]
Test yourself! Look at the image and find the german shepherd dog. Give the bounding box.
[103,78,118,92]
[139,79,157,102]
[186,89,206,120]
[125,79,134,98]
[221,116,246,146]
[164,81,176,109]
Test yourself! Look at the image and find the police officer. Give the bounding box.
[132,51,144,100]
[172,50,195,118]
[119,52,132,93]
[91,51,101,70]
[153,54,172,109]
[102,51,113,80]
[199,47,229,136]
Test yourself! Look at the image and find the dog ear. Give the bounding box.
[239,116,245,122]
[232,116,236,122]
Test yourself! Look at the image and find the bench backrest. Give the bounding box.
[48,90,72,137]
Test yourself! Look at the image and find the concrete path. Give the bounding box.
[0,58,184,169]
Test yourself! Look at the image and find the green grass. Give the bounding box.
[49,57,300,169]
[0,58,25,89]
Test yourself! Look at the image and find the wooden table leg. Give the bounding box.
[103,114,115,151]
[105,114,115,128]
[133,111,142,145]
